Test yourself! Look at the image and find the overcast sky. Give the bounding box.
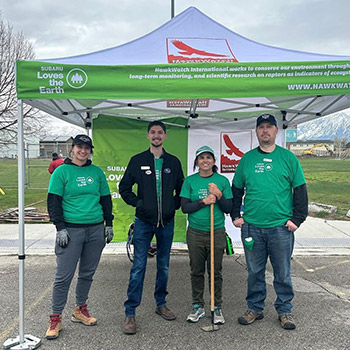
[2,0,350,59]
[1,0,350,132]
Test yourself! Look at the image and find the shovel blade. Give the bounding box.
[201,324,219,332]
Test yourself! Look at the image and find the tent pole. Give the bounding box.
[18,98,26,343]
[3,100,41,350]
[85,110,92,137]
[281,110,287,148]
[171,0,175,18]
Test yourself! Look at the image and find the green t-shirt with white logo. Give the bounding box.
[180,172,233,231]
[233,145,306,228]
[48,163,110,224]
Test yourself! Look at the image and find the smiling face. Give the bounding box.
[196,152,215,174]
[256,121,278,147]
[72,144,91,165]
[147,125,167,148]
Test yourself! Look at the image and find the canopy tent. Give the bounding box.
[16,6,350,129]
[10,7,350,349]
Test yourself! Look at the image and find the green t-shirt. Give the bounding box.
[154,157,163,204]
[48,163,111,224]
[233,145,306,228]
[180,172,233,231]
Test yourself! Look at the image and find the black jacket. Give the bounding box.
[119,149,184,226]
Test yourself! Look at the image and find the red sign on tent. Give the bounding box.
[167,37,238,63]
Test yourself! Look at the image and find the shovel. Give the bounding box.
[201,203,219,332]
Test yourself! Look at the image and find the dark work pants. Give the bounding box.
[186,226,226,308]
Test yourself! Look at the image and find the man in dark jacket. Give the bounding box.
[119,121,184,335]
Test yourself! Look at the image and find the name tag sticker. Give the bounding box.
[141,166,150,170]
[263,158,272,162]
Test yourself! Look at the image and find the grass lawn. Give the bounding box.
[298,157,350,219]
[0,159,50,213]
[0,157,349,220]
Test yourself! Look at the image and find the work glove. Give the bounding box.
[105,226,114,244]
[56,229,70,248]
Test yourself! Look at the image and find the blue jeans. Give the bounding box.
[124,218,174,317]
[241,223,294,315]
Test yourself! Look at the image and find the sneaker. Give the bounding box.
[238,310,264,325]
[186,304,205,323]
[71,304,97,326]
[213,306,225,324]
[279,314,296,330]
[46,313,62,340]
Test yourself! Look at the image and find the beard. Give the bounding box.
[151,141,163,148]
[260,139,272,146]
[258,133,275,146]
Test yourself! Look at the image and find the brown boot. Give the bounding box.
[279,314,296,330]
[238,310,264,325]
[71,304,97,326]
[46,313,62,340]
[155,306,176,320]
[124,316,136,335]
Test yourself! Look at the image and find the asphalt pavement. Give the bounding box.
[0,217,350,350]
[1,216,350,256]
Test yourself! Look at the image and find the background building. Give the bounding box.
[39,136,73,158]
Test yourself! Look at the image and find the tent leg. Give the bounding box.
[3,335,41,350]
[3,100,41,350]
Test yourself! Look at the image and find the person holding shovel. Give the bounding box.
[231,114,308,330]
[180,146,232,324]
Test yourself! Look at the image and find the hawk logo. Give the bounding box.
[167,38,238,63]
[220,131,253,173]
[171,40,227,57]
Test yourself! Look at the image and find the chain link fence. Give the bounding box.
[0,142,71,189]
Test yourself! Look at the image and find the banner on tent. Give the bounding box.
[92,115,188,242]
[92,115,284,243]
[17,60,350,99]
[187,118,284,243]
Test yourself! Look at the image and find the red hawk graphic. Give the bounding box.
[221,134,246,173]
[171,40,227,57]
[223,134,245,157]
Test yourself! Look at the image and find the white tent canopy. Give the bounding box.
[16,7,350,130]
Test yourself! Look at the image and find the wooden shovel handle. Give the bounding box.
[210,203,214,312]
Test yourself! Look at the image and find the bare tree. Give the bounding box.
[0,14,48,150]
